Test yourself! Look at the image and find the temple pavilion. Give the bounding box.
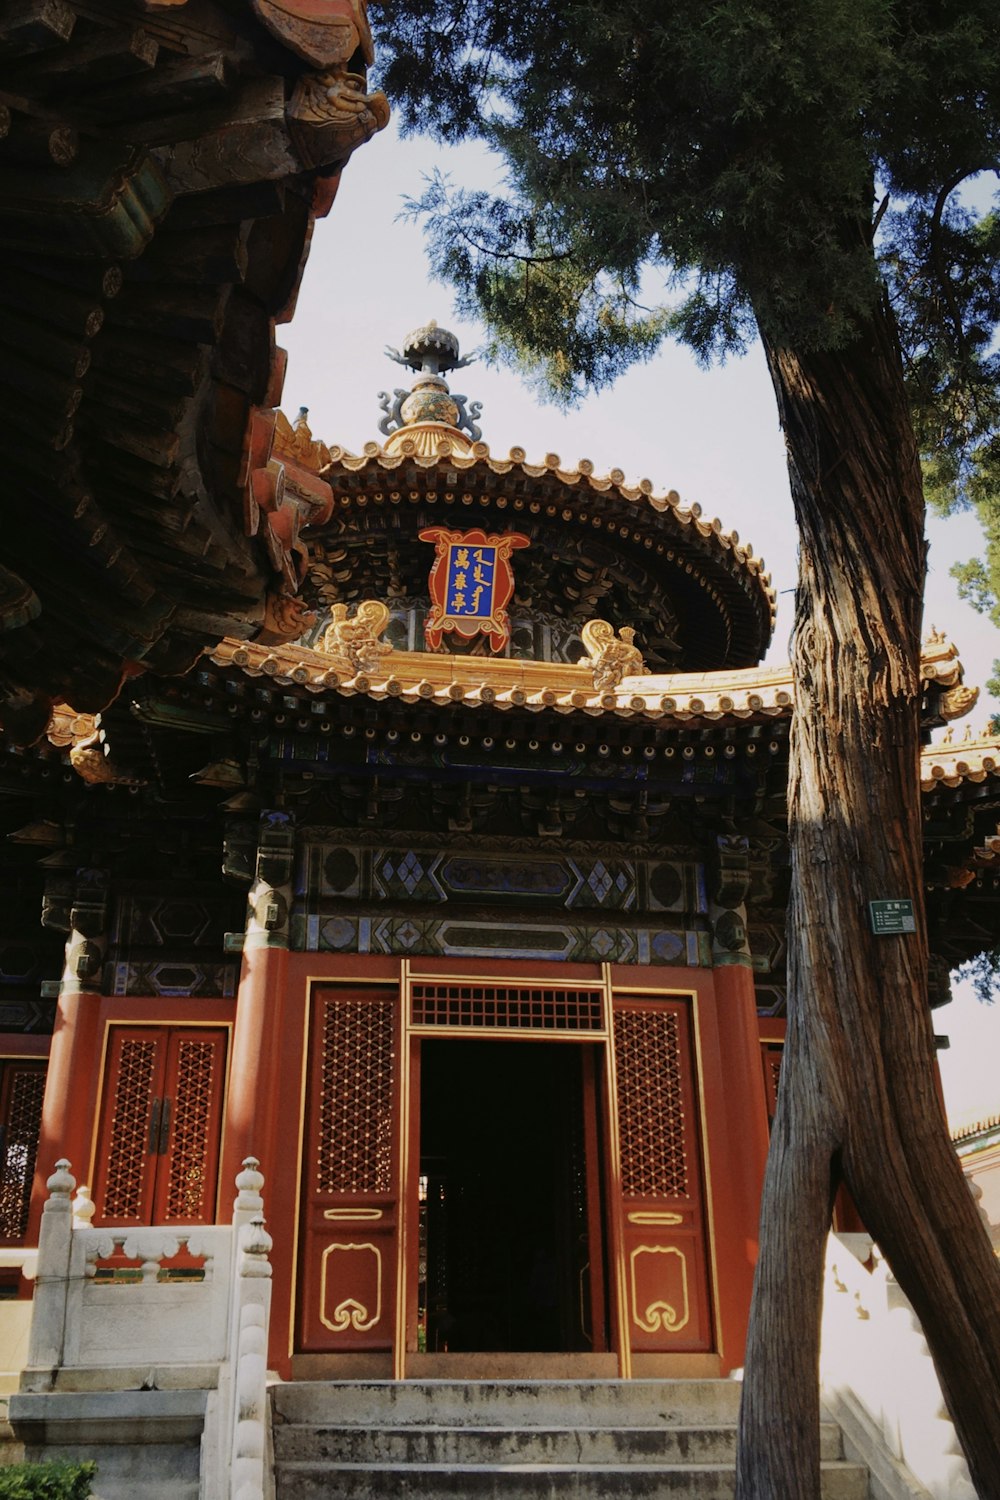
[1,322,998,1383]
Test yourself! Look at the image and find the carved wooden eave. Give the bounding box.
[187,630,987,731]
[0,0,388,744]
[953,1116,1000,1150]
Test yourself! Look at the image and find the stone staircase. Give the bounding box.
[271,1379,871,1497]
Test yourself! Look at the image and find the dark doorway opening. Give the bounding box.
[418,1038,606,1353]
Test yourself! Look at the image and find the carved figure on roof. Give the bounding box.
[287,68,389,169]
[252,0,375,70]
[581,619,646,691]
[272,407,333,471]
[939,682,981,721]
[320,600,393,675]
[69,732,144,787]
[258,591,319,646]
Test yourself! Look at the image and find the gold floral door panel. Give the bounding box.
[299,987,398,1351]
[92,1026,227,1227]
[613,997,712,1352]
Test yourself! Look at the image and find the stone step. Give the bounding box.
[273,1459,870,1499]
[273,1419,845,1467]
[272,1378,744,1429]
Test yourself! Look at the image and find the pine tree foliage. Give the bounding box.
[378,0,1000,665]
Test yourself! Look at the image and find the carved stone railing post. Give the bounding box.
[27,1160,75,1372]
[228,1160,273,1500]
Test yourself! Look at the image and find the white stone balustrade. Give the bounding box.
[821,1231,976,1500]
[25,1166,231,1378]
[20,1155,275,1500]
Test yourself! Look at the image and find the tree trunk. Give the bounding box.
[735,287,1000,1498]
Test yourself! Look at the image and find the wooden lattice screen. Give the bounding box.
[300,989,398,1352]
[314,994,396,1195]
[614,1007,690,1199]
[410,982,604,1031]
[0,1061,46,1242]
[612,997,712,1352]
[94,1027,227,1227]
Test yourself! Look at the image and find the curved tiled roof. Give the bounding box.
[921,727,1000,792]
[273,413,779,672]
[323,434,776,615]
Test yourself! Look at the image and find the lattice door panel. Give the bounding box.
[299,987,399,1353]
[93,1027,227,1228]
[613,997,712,1352]
[153,1031,227,1224]
[0,1060,46,1243]
[761,1042,783,1125]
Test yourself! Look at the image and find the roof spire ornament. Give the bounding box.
[377,321,483,453]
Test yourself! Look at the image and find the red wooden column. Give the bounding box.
[221,811,295,1186]
[219,811,296,1373]
[709,964,770,1365]
[27,870,109,1244]
[705,835,771,1369]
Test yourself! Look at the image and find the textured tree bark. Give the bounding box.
[735,284,1000,1498]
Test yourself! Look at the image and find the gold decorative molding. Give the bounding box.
[319,1241,382,1333]
[323,1207,384,1221]
[627,1210,684,1226]
[203,633,999,777]
[629,1244,690,1334]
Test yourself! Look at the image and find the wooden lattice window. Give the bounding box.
[614,1005,691,1199]
[0,1061,46,1243]
[411,982,604,1032]
[314,994,396,1195]
[93,1027,227,1227]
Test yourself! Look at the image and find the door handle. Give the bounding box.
[158,1095,172,1155]
[148,1097,161,1154]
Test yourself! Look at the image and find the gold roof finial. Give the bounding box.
[377,322,483,456]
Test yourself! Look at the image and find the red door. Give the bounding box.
[613,996,713,1352]
[298,987,399,1351]
[92,1026,227,1227]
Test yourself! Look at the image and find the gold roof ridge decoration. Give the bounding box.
[190,620,990,729]
[42,623,1000,794]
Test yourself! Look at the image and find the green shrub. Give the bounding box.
[0,1460,96,1499]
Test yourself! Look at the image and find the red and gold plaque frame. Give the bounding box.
[419,528,529,652]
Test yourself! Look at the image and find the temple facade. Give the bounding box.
[2,324,998,1393]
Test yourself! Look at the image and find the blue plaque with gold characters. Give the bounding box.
[420,528,530,651]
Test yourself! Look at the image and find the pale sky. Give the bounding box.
[280,121,1000,1130]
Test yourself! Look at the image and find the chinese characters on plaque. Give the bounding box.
[419,528,530,652]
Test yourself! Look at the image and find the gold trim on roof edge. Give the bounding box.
[42,635,999,791]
